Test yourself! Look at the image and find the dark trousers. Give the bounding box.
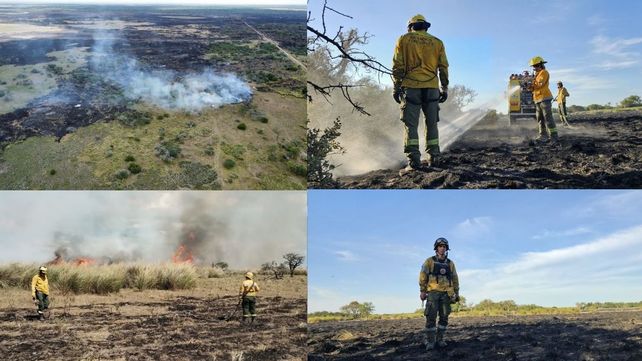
[424,291,451,330]
[242,296,256,317]
[35,291,49,312]
[400,88,441,165]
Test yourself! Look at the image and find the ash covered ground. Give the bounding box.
[0,276,307,361]
[0,4,307,190]
[308,311,642,361]
[334,110,642,189]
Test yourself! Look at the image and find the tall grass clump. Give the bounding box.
[1,263,197,294]
[0,263,37,289]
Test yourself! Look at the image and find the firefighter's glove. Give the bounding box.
[438,91,448,103]
[393,87,403,104]
[420,292,427,301]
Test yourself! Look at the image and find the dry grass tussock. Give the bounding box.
[0,263,214,294]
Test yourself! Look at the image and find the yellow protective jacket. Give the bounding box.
[419,256,459,295]
[392,30,449,89]
[532,69,553,103]
[31,274,49,297]
[239,279,260,297]
[556,87,569,103]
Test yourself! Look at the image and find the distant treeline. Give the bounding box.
[309,298,642,323]
[567,94,641,112]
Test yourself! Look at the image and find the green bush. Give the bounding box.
[128,163,142,174]
[115,169,130,180]
[288,162,307,177]
[223,159,236,169]
[204,146,215,156]
[155,141,181,161]
[124,155,135,162]
[237,123,247,130]
[49,169,56,176]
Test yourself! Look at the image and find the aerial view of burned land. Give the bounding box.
[334,109,642,189]
[0,4,306,189]
[308,311,642,361]
[0,264,307,361]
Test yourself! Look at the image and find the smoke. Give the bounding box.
[90,31,252,111]
[0,192,306,269]
[309,79,526,176]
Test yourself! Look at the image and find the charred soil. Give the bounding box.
[335,110,642,189]
[308,311,642,361]
[0,295,306,361]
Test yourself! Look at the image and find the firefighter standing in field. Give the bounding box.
[239,271,260,324]
[528,56,559,143]
[555,81,571,126]
[419,238,459,350]
[392,14,449,175]
[31,266,50,319]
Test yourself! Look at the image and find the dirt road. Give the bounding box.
[0,295,306,361]
[242,20,307,70]
[308,311,642,360]
[335,110,642,189]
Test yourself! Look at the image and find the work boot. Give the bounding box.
[436,328,447,348]
[424,329,437,351]
[425,153,441,168]
[399,160,421,176]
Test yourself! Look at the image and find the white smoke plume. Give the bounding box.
[90,31,252,111]
[0,192,306,269]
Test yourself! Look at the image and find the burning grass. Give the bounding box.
[0,263,199,294]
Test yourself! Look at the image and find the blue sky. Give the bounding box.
[308,0,642,110]
[0,191,306,268]
[308,190,642,313]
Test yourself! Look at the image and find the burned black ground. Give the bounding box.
[335,110,642,189]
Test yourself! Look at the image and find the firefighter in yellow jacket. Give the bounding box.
[239,272,260,323]
[555,81,570,126]
[529,56,559,143]
[392,14,449,174]
[31,266,50,319]
[419,238,459,350]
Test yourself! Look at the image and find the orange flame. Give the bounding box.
[73,257,96,266]
[172,245,193,264]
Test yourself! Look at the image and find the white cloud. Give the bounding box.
[461,225,642,306]
[334,250,359,262]
[453,216,493,239]
[590,35,642,70]
[531,226,593,240]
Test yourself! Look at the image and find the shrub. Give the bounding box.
[223,159,236,169]
[128,163,142,174]
[288,162,307,177]
[237,123,247,130]
[155,141,181,161]
[115,169,130,180]
[204,146,215,156]
[124,155,135,162]
[49,169,56,176]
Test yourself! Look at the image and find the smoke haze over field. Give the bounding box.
[91,31,252,111]
[0,192,306,268]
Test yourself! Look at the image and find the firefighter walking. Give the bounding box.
[529,56,559,143]
[392,14,449,175]
[239,272,260,324]
[31,266,50,319]
[555,81,570,126]
[419,238,459,350]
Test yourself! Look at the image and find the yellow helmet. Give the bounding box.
[408,14,427,26]
[245,272,254,280]
[529,56,547,66]
[39,266,47,273]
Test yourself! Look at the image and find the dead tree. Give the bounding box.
[283,253,305,277]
